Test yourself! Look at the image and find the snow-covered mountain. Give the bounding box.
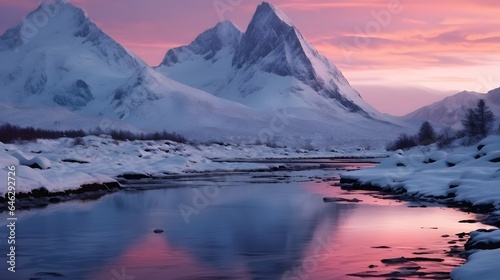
[0,0,408,146]
[0,0,270,139]
[404,88,500,130]
[156,2,384,120]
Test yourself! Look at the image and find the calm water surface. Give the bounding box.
[0,161,489,280]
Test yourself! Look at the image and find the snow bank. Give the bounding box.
[0,136,387,197]
[465,229,500,250]
[10,150,51,169]
[342,136,500,209]
[451,249,500,280]
[342,136,500,280]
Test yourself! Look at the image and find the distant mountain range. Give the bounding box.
[7,0,496,146]
[403,88,500,130]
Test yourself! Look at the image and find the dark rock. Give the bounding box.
[490,157,500,163]
[61,159,90,164]
[381,257,444,264]
[408,257,444,262]
[459,219,477,223]
[34,272,64,277]
[372,246,391,249]
[154,229,164,234]
[381,257,408,264]
[28,163,43,169]
[29,187,49,198]
[323,197,362,203]
[118,173,151,180]
[476,228,497,233]
[399,265,421,270]
[447,247,462,254]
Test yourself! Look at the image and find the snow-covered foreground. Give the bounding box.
[341,135,500,280]
[0,136,385,198]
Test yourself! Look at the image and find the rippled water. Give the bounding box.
[0,161,487,279]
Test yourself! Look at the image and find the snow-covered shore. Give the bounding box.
[341,135,500,280]
[0,135,386,199]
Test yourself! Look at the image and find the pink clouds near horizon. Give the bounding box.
[1,0,499,115]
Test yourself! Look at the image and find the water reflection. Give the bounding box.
[156,184,347,279]
[0,181,350,280]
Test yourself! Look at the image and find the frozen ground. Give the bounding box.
[341,135,500,280]
[0,136,386,197]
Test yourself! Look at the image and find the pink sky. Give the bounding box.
[1,0,499,115]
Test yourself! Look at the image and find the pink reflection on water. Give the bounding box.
[92,234,247,280]
[292,182,487,279]
[93,180,488,280]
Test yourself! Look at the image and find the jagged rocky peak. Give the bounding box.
[232,2,300,69]
[160,20,242,66]
[231,2,366,112]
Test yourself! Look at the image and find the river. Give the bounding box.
[0,160,486,279]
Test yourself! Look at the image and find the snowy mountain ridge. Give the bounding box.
[157,2,383,119]
[0,0,271,140]
[0,0,409,146]
[404,88,500,130]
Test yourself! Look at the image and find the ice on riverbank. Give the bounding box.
[451,248,500,280]
[0,136,387,197]
[342,136,500,210]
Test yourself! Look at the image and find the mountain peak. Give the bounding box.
[214,20,240,32]
[0,0,89,50]
[159,20,242,67]
[210,20,242,47]
[255,2,294,27]
[232,2,298,70]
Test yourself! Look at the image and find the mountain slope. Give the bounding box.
[0,0,269,139]
[404,88,500,129]
[0,0,408,146]
[156,2,385,120]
